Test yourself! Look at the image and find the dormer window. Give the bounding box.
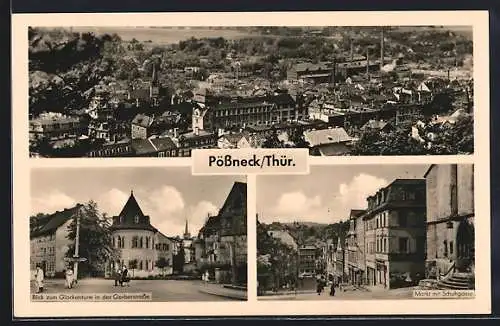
[134,215,140,224]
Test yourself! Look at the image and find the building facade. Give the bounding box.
[345,209,366,286]
[30,205,84,278]
[298,245,317,276]
[29,113,84,142]
[107,191,176,277]
[197,182,248,284]
[363,179,427,289]
[424,164,475,282]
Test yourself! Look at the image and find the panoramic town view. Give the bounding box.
[30,167,247,301]
[28,26,474,157]
[257,164,475,300]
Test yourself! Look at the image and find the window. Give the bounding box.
[121,236,125,248]
[399,237,409,253]
[134,215,140,224]
[132,236,138,248]
[145,237,150,249]
[383,238,387,253]
[139,260,143,270]
[444,240,448,257]
[449,241,454,255]
[139,237,143,248]
[399,213,408,227]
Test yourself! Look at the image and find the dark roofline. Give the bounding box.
[30,204,84,238]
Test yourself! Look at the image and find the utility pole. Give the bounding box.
[73,210,81,281]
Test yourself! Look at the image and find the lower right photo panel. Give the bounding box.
[256,164,475,300]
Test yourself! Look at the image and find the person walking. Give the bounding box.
[35,265,44,293]
[65,267,74,289]
[316,275,325,295]
[329,281,336,296]
[121,265,129,286]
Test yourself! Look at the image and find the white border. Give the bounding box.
[12,11,490,317]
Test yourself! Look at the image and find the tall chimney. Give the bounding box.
[350,38,354,62]
[366,48,370,76]
[380,28,385,69]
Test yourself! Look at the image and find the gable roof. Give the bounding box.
[303,127,354,147]
[30,204,83,238]
[220,132,250,146]
[150,137,177,151]
[361,119,392,131]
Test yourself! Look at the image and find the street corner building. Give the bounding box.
[195,181,248,285]
[105,191,181,277]
[361,179,427,289]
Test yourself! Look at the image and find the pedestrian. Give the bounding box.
[316,276,325,295]
[35,265,44,293]
[65,266,74,289]
[121,265,129,286]
[114,265,121,286]
[329,282,336,296]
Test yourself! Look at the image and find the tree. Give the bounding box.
[262,128,283,148]
[426,115,474,154]
[128,259,138,277]
[257,223,299,291]
[288,129,309,148]
[155,257,169,277]
[351,125,426,156]
[66,201,117,277]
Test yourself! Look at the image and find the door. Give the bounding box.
[456,220,474,272]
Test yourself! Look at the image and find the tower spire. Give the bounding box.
[184,219,190,239]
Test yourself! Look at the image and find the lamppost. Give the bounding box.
[72,208,87,282]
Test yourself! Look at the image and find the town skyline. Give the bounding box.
[29,24,474,158]
[30,167,246,237]
[257,164,430,224]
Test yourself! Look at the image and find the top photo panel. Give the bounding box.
[28,25,474,158]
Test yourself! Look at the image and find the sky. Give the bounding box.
[30,167,246,237]
[257,164,430,224]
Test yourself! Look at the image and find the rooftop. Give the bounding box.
[303,127,354,147]
[30,204,83,238]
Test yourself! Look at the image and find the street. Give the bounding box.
[31,278,239,302]
[259,287,414,300]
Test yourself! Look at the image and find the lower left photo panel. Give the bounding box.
[29,166,248,302]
